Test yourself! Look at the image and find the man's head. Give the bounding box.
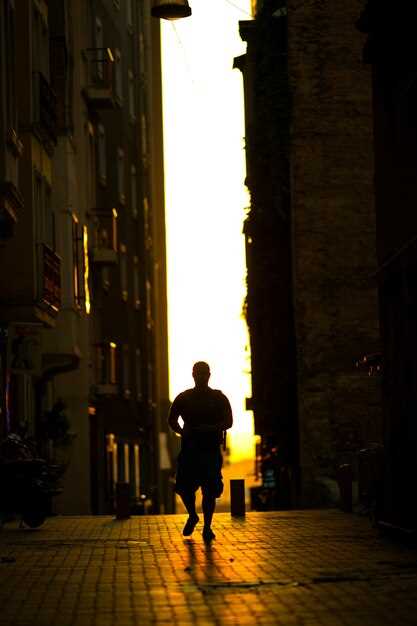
[192,361,211,388]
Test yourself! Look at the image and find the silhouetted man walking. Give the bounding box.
[168,361,233,542]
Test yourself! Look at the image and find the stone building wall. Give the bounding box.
[287,0,382,500]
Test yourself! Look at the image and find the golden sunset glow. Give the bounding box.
[161,0,254,462]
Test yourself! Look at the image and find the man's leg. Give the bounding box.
[176,450,199,536]
[202,491,216,542]
[201,450,223,542]
[180,491,199,536]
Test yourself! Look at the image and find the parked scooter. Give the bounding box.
[0,433,62,528]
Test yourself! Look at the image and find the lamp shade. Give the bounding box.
[151,0,192,20]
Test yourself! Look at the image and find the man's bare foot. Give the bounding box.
[183,514,199,536]
[202,527,215,542]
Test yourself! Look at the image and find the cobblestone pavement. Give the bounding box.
[1,510,417,626]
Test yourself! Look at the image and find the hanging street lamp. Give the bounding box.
[151,0,192,20]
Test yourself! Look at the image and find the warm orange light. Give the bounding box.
[161,0,254,462]
[83,225,91,314]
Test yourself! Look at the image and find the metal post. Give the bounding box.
[115,482,130,519]
[230,479,245,517]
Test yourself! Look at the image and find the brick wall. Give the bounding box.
[287,0,382,501]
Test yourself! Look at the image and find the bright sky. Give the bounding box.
[160,0,254,462]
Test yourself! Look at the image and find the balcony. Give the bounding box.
[38,244,62,315]
[0,181,24,240]
[90,210,118,264]
[83,48,115,110]
[32,72,58,152]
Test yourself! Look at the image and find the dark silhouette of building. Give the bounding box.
[237,0,382,507]
[358,0,417,531]
[0,0,172,514]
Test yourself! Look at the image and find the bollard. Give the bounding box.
[230,479,245,517]
[115,482,131,519]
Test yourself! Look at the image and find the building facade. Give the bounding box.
[358,0,417,530]
[0,0,24,436]
[0,0,172,515]
[237,0,382,506]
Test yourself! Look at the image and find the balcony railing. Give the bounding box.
[83,48,115,109]
[32,72,58,151]
[38,243,61,315]
[90,210,118,264]
[0,181,24,240]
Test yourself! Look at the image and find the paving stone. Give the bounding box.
[0,511,417,625]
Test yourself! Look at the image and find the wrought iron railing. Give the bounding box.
[38,243,61,314]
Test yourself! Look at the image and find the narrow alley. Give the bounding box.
[1,510,416,626]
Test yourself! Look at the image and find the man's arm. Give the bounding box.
[167,397,183,436]
[222,394,233,430]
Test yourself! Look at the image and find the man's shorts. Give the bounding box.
[174,446,223,499]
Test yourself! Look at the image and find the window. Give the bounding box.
[117,148,125,204]
[5,0,17,130]
[135,348,143,401]
[134,443,140,498]
[106,433,118,496]
[127,0,134,29]
[44,183,54,249]
[143,196,152,250]
[83,225,91,315]
[109,342,117,384]
[96,342,117,385]
[130,165,137,218]
[34,172,55,249]
[120,243,128,301]
[72,214,81,307]
[87,123,96,207]
[114,49,123,103]
[32,2,49,76]
[124,443,130,483]
[146,279,152,329]
[141,113,148,165]
[95,17,104,80]
[34,172,43,244]
[147,362,153,407]
[102,266,110,292]
[139,31,145,64]
[111,208,118,251]
[97,124,106,185]
[128,70,136,120]
[122,345,130,397]
[133,256,140,309]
